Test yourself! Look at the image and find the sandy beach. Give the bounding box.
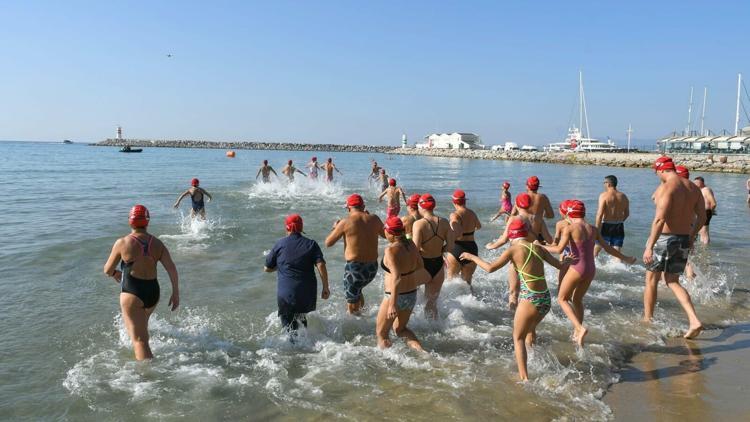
[605,323,750,421]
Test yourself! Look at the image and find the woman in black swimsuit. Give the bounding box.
[412,193,454,319]
[376,216,428,351]
[103,205,180,360]
[445,189,482,289]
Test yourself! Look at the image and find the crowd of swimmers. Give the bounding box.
[105,155,726,381]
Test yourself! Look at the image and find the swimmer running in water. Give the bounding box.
[412,193,454,319]
[490,181,513,222]
[320,158,342,182]
[461,219,573,381]
[369,160,382,184]
[377,169,389,192]
[693,176,717,245]
[643,156,704,339]
[103,205,179,360]
[376,216,430,352]
[307,156,321,180]
[401,194,421,240]
[511,176,554,220]
[256,160,278,183]
[281,160,307,181]
[594,175,630,259]
[542,200,636,347]
[174,178,212,220]
[378,178,407,218]
[446,189,481,289]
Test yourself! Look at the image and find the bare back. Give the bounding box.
[599,190,629,222]
[340,212,383,262]
[383,240,423,293]
[451,207,481,241]
[117,233,165,279]
[527,191,553,218]
[654,175,704,234]
[413,214,452,258]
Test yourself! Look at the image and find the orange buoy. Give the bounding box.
[226,150,236,158]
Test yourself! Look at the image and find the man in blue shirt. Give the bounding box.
[264,214,329,337]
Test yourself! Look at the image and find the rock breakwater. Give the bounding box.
[95,138,395,154]
[386,148,750,174]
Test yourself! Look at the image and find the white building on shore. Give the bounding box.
[415,132,484,149]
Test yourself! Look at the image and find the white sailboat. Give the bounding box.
[546,71,619,152]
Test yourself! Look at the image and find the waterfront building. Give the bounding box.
[415,132,484,149]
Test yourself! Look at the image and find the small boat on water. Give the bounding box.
[119,146,143,153]
[62,139,73,144]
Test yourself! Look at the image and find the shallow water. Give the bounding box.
[1,142,748,420]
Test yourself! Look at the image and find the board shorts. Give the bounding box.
[601,221,625,247]
[384,289,418,311]
[343,261,378,303]
[705,210,714,226]
[386,204,401,218]
[645,234,690,275]
[451,240,478,266]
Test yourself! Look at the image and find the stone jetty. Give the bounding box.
[95,138,395,154]
[386,148,750,174]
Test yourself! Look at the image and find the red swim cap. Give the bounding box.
[285,214,303,233]
[527,176,540,191]
[312,156,317,161]
[407,193,421,209]
[288,160,293,165]
[653,156,675,171]
[263,160,268,165]
[676,165,689,179]
[567,200,585,218]
[508,218,528,239]
[129,204,150,228]
[452,189,466,205]
[384,216,405,235]
[502,181,510,189]
[559,199,572,216]
[516,192,531,209]
[191,178,199,187]
[346,193,365,208]
[389,178,396,186]
[419,193,436,210]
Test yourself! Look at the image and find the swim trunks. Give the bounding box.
[386,205,401,218]
[451,240,478,266]
[705,210,714,226]
[342,261,378,303]
[422,256,444,278]
[384,289,418,311]
[646,234,690,274]
[601,221,625,247]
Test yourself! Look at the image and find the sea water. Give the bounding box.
[1,141,748,420]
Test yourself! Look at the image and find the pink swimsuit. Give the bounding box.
[568,224,596,280]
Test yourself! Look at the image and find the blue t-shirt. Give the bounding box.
[265,233,325,313]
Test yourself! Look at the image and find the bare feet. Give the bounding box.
[684,325,704,339]
[378,338,392,349]
[574,327,589,347]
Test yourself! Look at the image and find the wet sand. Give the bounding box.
[605,323,750,421]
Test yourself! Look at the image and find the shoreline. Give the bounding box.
[604,323,750,420]
[93,139,750,174]
[386,148,750,174]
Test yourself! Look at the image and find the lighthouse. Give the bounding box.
[401,133,408,148]
[116,126,123,140]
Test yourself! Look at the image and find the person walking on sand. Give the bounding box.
[320,158,342,182]
[325,194,384,314]
[693,176,717,245]
[256,160,279,183]
[460,219,573,381]
[594,175,630,258]
[412,193,454,319]
[376,216,430,352]
[103,205,179,360]
[643,156,705,339]
[490,181,513,222]
[542,200,636,347]
[264,214,330,340]
[445,189,482,289]
[281,160,307,181]
[378,178,407,218]
[307,156,322,180]
[401,194,421,240]
[511,176,554,220]
[174,178,212,220]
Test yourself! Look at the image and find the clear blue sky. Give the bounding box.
[1,0,748,145]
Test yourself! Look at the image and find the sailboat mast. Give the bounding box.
[579,70,584,134]
[700,87,707,136]
[627,124,632,153]
[735,73,742,136]
[686,86,693,136]
[580,70,591,139]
